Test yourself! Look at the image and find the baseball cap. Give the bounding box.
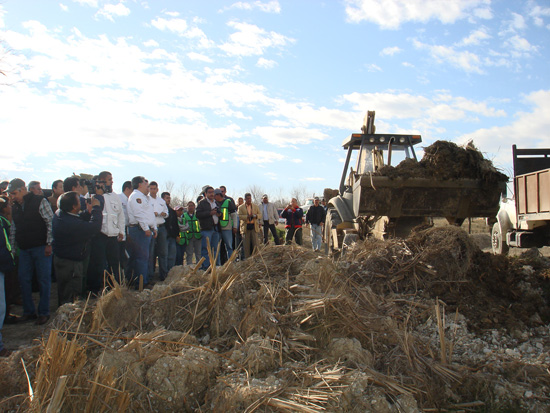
[262,194,268,198]
[314,196,320,201]
[7,178,25,193]
[175,206,184,211]
[214,188,223,195]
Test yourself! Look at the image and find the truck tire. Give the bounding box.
[324,208,342,256]
[491,223,509,255]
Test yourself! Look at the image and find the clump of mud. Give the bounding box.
[377,140,508,185]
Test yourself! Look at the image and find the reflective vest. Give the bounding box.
[1,215,14,259]
[219,199,231,228]
[184,213,201,240]
[177,217,188,246]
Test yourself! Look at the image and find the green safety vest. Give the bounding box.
[184,213,201,240]
[219,199,231,228]
[177,216,188,246]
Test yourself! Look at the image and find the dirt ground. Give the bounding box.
[3,221,547,351]
[2,223,549,412]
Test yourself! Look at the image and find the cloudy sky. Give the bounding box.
[1,0,549,200]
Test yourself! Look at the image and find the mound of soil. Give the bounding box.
[377,140,508,185]
[1,234,549,412]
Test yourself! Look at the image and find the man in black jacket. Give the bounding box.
[161,192,179,275]
[8,178,54,325]
[196,186,220,270]
[52,192,103,305]
[305,197,326,252]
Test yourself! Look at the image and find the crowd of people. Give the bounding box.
[0,173,328,356]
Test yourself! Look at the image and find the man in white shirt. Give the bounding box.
[261,194,280,245]
[87,171,126,291]
[147,181,169,281]
[127,176,157,287]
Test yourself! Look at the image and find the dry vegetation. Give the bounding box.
[1,225,549,412]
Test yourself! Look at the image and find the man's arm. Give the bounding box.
[115,195,126,240]
[39,198,54,245]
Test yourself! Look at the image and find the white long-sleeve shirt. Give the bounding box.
[128,190,157,232]
[148,195,168,226]
[101,192,125,238]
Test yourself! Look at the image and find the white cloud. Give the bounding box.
[457,90,550,168]
[151,17,188,34]
[187,52,213,62]
[165,11,180,17]
[413,39,484,74]
[380,46,402,56]
[402,61,414,67]
[103,152,166,167]
[60,3,69,12]
[291,159,302,163]
[365,63,382,72]
[529,4,550,27]
[304,177,324,181]
[232,142,284,164]
[458,28,491,46]
[96,3,130,21]
[504,35,538,58]
[253,126,329,147]
[342,91,505,126]
[225,1,281,13]
[256,57,276,68]
[344,0,491,29]
[143,39,159,47]
[182,27,213,49]
[220,21,293,56]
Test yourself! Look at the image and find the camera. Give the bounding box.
[80,178,109,195]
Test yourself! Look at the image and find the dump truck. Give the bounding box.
[492,145,550,254]
[325,111,507,254]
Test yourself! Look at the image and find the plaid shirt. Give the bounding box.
[9,198,54,249]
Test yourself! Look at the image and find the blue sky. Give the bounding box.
[1,0,549,201]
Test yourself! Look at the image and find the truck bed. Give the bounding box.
[516,168,550,220]
[353,176,506,219]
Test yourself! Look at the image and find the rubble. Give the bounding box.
[0,227,549,412]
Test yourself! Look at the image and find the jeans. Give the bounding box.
[219,230,234,263]
[175,242,186,266]
[263,221,280,245]
[201,229,220,270]
[310,224,323,251]
[127,226,152,286]
[18,246,52,316]
[87,234,121,293]
[166,237,177,273]
[0,271,5,351]
[186,238,201,265]
[285,227,303,246]
[54,256,84,306]
[149,225,168,281]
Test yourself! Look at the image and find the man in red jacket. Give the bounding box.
[281,198,304,246]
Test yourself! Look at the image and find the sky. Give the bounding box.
[0,0,549,201]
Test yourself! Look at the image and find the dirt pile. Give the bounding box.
[377,140,508,184]
[1,230,549,412]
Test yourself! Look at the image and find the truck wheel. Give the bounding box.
[491,223,509,255]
